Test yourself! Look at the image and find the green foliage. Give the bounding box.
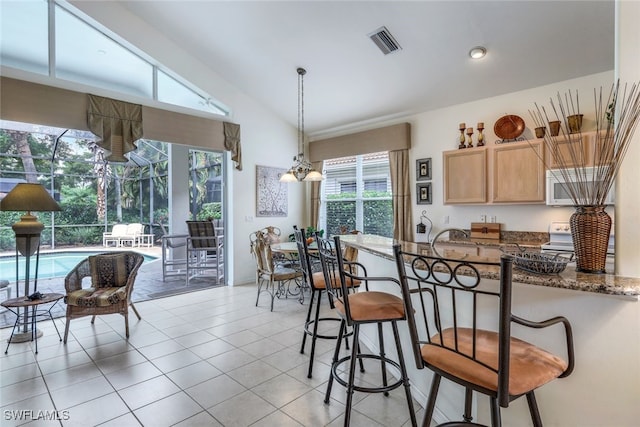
[196,202,222,220]
[57,187,99,226]
[324,199,393,238]
[326,201,356,237]
[363,200,393,237]
[326,190,391,200]
[55,226,102,246]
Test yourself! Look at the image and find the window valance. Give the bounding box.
[309,123,411,162]
[0,77,241,165]
[87,94,143,162]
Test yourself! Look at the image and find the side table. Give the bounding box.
[1,293,64,354]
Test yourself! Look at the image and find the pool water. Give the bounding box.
[0,251,157,281]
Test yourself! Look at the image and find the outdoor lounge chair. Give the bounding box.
[102,223,146,247]
[103,224,128,247]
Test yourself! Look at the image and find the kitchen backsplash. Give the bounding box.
[449,229,549,244]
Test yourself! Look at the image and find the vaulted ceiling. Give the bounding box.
[117,1,614,136]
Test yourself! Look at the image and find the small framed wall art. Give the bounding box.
[416,158,432,181]
[416,182,432,205]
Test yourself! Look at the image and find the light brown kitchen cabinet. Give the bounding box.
[443,148,487,204]
[492,140,545,203]
[544,132,589,168]
[544,131,610,169]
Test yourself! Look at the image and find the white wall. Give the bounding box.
[405,71,614,243]
[615,0,640,277]
[70,1,308,286]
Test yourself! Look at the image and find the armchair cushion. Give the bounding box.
[89,252,132,289]
[66,287,127,307]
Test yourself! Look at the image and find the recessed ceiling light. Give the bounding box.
[469,46,486,59]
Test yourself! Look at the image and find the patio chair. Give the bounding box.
[186,221,224,285]
[122,223,144,247]
[103,224,128,247]
[63,251,144,343]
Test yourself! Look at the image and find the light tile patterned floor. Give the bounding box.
[0,285,423,426]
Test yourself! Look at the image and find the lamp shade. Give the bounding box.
[303,170,323,181]
[0,183,61,212]
[279,171,298,183]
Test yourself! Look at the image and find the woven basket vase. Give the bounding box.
[570,205,611,273]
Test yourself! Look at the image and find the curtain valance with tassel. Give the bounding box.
[87,94,143,162]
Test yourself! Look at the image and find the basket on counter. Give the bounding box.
[504,251,571,275]
[500,244,572,274]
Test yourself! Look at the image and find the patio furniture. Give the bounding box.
[102,224,128,247]
[186,221,224,285]
[102,223,147,247]
[63,251,144,343]
[161,233,188,281]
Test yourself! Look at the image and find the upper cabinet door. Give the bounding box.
[492,141,545,203]
[544,133,589,169]
[443,148,487,204]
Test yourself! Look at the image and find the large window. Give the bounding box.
[320,152,393,237]
[0,0,228,116]
[0,120,223,251]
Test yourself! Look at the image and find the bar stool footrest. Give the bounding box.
[437,423,487,427]
[303,317,353,341]
[331,353,403,394]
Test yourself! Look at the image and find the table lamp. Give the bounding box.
[0,183,61,341]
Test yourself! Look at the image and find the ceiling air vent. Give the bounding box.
[368,26,402,55]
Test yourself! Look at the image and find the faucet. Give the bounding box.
[430,228,469,258]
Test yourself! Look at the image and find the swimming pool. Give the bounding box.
[0,251,157,281]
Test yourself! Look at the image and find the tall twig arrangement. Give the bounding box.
[529,80,640,206]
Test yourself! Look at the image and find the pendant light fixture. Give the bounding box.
[280,67,323,182]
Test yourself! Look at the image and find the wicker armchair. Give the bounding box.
[63,251,144,343]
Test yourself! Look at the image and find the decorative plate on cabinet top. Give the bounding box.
[494,115,525,140]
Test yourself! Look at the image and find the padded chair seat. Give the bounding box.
[422,327,569,396]
[335,291,404,322]
[269,265,302,281]
[65,287,127,308]
[311,271,361,290]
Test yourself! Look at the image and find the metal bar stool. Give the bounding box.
[317,235,417,427]
[393,245,574,426]
[294,227,360,379]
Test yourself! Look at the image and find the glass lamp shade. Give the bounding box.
[279,171,298,183]
[303,170,323,181]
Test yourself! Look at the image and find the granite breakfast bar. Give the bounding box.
[339,234,640,426]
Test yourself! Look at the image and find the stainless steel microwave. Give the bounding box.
[546,167,615,206]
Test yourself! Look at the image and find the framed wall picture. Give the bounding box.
[416,182,432,205]
[256,165,288,217]
[416,158,432,181]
